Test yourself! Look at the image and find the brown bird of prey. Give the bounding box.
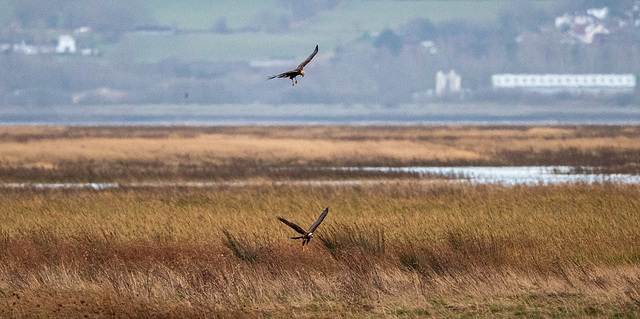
[278,207,328,251]
[268,45,318,86]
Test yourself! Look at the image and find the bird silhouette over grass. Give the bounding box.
[278,207,329,252]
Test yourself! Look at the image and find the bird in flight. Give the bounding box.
[278,207,328,252]
[268,45,318,86]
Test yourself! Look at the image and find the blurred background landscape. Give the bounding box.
[1,0,640,124]
[3,2,640,317]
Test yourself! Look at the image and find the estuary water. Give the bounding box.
[3,104,640,126]
[2,166,639,190]
[348,166,640,186]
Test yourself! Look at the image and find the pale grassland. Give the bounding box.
[1,125,640,169]
[1,183,640,317]
[0,134,481,165]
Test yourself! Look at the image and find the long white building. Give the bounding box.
[492,74,636,93]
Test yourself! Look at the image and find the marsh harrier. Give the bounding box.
[278,207,328,251]
[268,45,318,86]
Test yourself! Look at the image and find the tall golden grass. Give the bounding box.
[1,125,640,182]
[1,125,640,316]
[1,182,640,317]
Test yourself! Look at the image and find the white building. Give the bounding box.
[435,70,461,96]
[448,70,461,93]
[13,41,38,55]
[492,74,636,94]
[435,71,448,96]
[56,35,76,54]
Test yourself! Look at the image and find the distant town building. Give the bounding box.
[73,26,92,34]
[448,70,461,93]
[56,35,76,54]
[420,41,438,55]
[554,7,611,44]
[435,71,447,96]
[436,70,461,96]
[13,41,39,55]
[492,74,636,94]
[587,7,609,20]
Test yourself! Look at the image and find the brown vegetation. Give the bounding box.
[1,183,640,317]
[1,125,640,316]
[1,125,640,182]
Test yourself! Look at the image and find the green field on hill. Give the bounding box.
[0,0,554,63]
[144,0,554,31]
[303,0,516,32]
[113,0,554,63]
[115,32,338,63]
[141,0,277,30]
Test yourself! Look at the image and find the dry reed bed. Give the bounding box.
[1,182,640,317]
[1,125,640,182]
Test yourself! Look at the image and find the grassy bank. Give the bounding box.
[1,182,640,317]
[1,125,639,182]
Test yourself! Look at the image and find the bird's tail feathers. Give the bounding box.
[291,236,303,239]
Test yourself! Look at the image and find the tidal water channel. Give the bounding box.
[348,166,640,186]
[3,166,640,190]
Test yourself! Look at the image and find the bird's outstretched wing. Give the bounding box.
[308,207,329,233]
[277,217,307,234]
[268,70,299,80]
[296,45,318,71]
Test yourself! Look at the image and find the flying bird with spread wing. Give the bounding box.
[278,207,328,252]
[268,45,318,86]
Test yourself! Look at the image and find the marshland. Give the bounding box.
[2,125,640,182]
[1,125,640,317]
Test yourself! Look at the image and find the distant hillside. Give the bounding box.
[145,0,553,30]
[114,0,554,63]
[6,0,637,108]
[141,0,277,30]
[0,0,554,63]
